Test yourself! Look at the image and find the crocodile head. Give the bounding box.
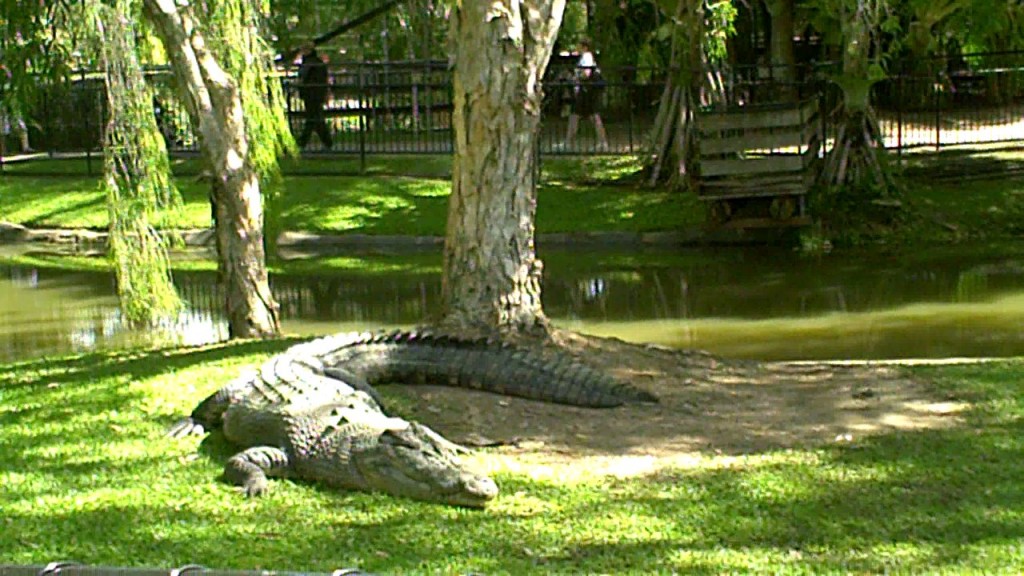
[356,423,498,508]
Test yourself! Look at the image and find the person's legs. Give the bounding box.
[592,113,608,150]
[298,116,314,148]
[313,110,333,149]
[16,118,32,152]
[298,101,319,148]
[565,112,580,147]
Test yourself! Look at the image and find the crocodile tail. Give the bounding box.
[323,330,658,408]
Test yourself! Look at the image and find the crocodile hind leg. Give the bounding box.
[224,446,292,497]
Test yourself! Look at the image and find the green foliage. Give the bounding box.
[196,0,298,256]
[93,0,183,326]
[3,347,1024,572]
[704,0,737,64]
[0,0,77,119]
[202,0,297,182]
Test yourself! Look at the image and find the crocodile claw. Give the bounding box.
[167,417,205,438]
[243,477,270,497]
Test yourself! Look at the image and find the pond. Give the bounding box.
[2,244,1024,364]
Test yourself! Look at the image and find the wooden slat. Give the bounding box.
[702,173,805,187]
[700,154,805,177]
[699,99,818,132]
[722,216,812,229]
[699,184,806,199]
[700,130,807,156]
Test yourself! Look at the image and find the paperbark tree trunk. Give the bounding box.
[143,0,280,338]
[438,0,565,339]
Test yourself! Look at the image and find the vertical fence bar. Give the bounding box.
[358,63,367,173]
[83,68,94,176]
[934,72,941,151]
[896,74,903,164]
[627,74,635,154]
[42,82,52,157]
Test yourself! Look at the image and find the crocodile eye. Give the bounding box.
[380,428,422,450]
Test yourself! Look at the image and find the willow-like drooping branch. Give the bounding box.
[95,0,183,326]
[199,0,296,251]
[203,0,295,181]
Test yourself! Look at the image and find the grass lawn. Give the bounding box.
[1,345,1023,573]
[4,148,1024,244]
[0,155,705,235]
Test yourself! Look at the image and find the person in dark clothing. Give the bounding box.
[296,44,333,149]
[564,39,609,151]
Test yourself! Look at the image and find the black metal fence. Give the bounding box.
[2,53,1022,168]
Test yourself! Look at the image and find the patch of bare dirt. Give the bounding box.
[396,331,968,477]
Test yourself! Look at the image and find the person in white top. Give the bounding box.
[565,39,609,151]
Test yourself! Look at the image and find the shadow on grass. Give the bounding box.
[2,350,1024,569]
[0,338,302,392]
[3,352,1023,572]
[902,145,1024,182]
[0,179,108,228]
[5,420,1022,573]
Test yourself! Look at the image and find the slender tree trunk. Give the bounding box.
[764,0,797,99]
[438,0,565,338]
[821,0,895,195]
[645,0,702,189]
[143,0,280,338]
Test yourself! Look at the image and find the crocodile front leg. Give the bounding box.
[224,446,292,497]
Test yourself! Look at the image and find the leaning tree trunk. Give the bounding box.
[143,0,280,338]
[645,0,703,189]
[438,0,566,339]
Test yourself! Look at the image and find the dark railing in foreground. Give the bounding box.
[2,53,1022,171]
[0,564,370,576]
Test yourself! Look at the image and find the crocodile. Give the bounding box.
[170,329,656,506]
[218,392,498,507]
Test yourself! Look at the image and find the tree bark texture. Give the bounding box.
[143,0,280,338]
[764,0,797,98]
[440,0,565,338]
[645,0,702,189]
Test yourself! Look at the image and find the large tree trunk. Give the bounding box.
[143,0,280,338]
[438,0,565,338]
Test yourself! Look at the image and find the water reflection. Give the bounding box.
[2,246,1024,362]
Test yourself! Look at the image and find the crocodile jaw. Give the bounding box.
[356,424,499,507]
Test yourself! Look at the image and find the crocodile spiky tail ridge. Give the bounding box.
[295,330,657,407]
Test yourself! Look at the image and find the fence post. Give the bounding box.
[42,81,52,157]
[627,71,635,153]
[896,73,903,165]
[83,68,94,176]
[358,62,367,174]
[934,72,941,151]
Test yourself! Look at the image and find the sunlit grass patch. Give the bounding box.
[2,345,1024,572]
